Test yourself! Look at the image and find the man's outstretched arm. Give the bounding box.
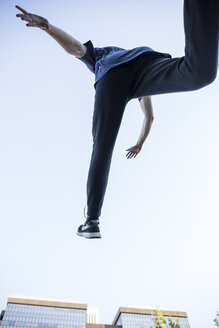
[126,96,154,159]
[15,5,87,58]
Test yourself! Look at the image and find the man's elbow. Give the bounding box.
[65,47,81,57]
[147,114,154,123]
[66,45,86,58]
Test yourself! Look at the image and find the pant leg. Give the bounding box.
[86,69,129,219]
[130,0,219,99]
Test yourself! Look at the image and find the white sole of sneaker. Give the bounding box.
[77,231,102,239]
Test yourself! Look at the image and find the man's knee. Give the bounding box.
[189,66,217,90]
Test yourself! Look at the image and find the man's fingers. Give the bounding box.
[127,152,133,159]
[126,151,133,158]
[16,14,27,19]
[26,22,37,27]
[126,151,138,159]
[15,5,28,14]
[16,14,32,22]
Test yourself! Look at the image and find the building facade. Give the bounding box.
[0,298,87,328]
[0,297,191,328]
[112,307,191,328]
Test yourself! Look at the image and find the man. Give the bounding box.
[16,0,219,239]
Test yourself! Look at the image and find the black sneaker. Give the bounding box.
[77,219,101,239]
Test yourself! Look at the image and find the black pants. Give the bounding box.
[87,0,219,219]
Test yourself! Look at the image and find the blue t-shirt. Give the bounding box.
[77,40,171,86]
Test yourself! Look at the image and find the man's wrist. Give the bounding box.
[136,142,143,148]
[40,20,50,32]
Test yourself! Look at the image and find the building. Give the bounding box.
[0,298,116,328]
[112,306,191,328]
[86,307,99,324]
[0,311,4,326]
[0,297,87,328]
[0,297,191,328]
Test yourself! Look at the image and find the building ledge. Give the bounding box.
[7,297,87,310]
[87,324,122,328]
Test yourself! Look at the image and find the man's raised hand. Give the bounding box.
[16,5,49,30]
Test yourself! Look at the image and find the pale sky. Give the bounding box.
[0,1,219,328]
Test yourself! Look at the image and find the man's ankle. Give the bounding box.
[87,217,99,224]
